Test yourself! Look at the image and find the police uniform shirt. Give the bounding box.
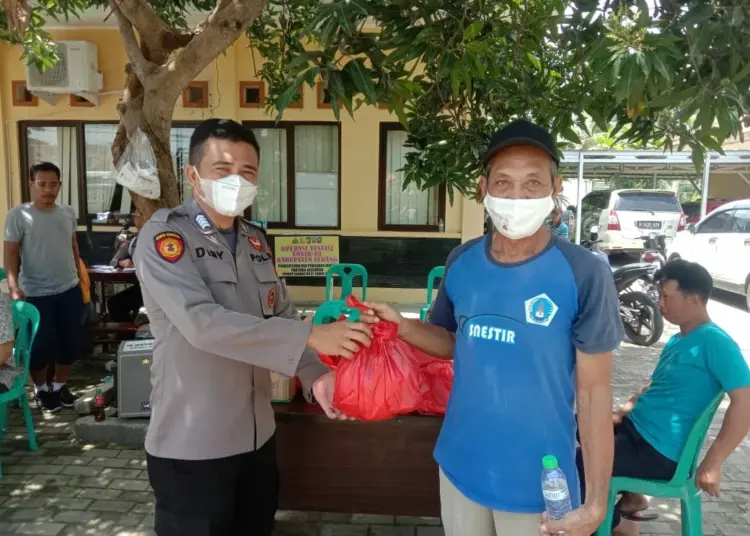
[134,199,329,460]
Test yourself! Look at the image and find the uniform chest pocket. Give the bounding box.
[253,263,278,318]
[196,261,238,297]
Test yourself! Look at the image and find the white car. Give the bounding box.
[580,189,686,254]
[667,199,750,309]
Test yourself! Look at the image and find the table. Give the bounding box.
[88,268,138,315]
[273,397,442,517]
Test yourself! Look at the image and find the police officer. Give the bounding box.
[134,119,372,536]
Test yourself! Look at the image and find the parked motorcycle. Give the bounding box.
[583,228,664,347]
[639,232,667,269]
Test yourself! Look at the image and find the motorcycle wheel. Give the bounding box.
[620,291,664,346]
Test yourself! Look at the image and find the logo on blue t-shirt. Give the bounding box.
[525,293,558,327]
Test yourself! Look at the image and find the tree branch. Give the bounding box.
[166,0,266,91]
[111,0,168,54]
[111,2,157,82]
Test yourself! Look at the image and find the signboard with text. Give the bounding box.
[274,236,340,277]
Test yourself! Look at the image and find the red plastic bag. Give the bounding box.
[417,353,454,415]
[322,297,421,421]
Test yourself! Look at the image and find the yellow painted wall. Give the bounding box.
[0,30,483,303]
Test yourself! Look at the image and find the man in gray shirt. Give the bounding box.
[3,162,84,413]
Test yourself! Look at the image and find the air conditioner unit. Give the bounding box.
[25,41,104,106]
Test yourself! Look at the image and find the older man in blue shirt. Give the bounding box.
[368,120,623,536]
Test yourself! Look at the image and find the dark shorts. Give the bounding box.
[576,417,677,528]
[26,285,85,371]
[147,435,279,536]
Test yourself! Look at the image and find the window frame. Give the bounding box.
[377,122,446,232]
[18,120,201,226]
[243,120,342,230]
[696,209,735,234]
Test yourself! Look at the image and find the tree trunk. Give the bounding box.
[110,0,267,222]
[113,66,181,219]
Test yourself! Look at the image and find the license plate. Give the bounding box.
[636,221,662,230]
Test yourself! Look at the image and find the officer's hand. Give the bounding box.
[119,259,134,269]
[307,322,372,359]
[312,371,350,420]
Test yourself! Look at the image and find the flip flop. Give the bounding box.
[621,510,660,522]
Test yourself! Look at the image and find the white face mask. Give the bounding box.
[194,168,258,217]
[484,194,555,239]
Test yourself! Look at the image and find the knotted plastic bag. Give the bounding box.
[114,128,160,199]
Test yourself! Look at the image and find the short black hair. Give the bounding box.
[30,162,61,181]
[567,205,576,211]
[188,119,260,166]
[654,259,713,303]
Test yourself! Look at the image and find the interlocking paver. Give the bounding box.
[0,307,747,536]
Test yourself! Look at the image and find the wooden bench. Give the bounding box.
[274,397,442,517]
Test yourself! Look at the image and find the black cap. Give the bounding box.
[483,120,560,169]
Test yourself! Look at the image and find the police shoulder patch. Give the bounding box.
[154,231,185,263]
[267,287,276,309]
[248,235,264,251]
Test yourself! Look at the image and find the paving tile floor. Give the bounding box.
[0,318,748,535]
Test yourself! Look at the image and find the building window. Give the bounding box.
[70,94,95,107]
[239,81,265,108]
[84,123,131,216]
[19,121,203,224]
[12,81,37,107]
[246,122,340,228]
[378,123,444,231]
[183,81,209,108]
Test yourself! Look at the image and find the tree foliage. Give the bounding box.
[253,0,750,200]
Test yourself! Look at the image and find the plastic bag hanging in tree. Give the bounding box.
[114,128,160,199]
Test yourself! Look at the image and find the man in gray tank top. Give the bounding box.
[3,162,84,413]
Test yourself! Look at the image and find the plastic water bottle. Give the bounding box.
[541,455,572,525]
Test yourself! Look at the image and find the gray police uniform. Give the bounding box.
[134,199,328,462]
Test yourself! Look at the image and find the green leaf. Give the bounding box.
[561,126,582,145]
[343,59,377,103]
[696,102,715,133]
[635,52,650,78]
[463,21,484,42]
[650,52,672,84]
[731,62,750,84]
[451,68,461,98]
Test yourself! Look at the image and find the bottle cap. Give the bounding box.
[542,455,558,470]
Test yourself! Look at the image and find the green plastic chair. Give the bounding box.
[0,268,6,280]
[325,264,368,302]
[0,301,41,479]
[313,300,361,325]
[595,393,725,536]
[420,266,445,321]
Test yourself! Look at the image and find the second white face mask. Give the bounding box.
[195,169,258,217]
[484,195,555,239]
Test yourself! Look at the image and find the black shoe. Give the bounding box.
[57,385,78,408]
[36,390,62,414]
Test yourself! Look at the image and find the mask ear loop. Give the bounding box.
[191,166,211,205]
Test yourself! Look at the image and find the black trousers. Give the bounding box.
[147,435,279,536]
[576,418,677,528]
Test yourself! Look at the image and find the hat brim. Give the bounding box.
[483,138,560,169]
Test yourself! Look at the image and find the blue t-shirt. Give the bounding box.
[630,323,750,462]
[429,234,623,513]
